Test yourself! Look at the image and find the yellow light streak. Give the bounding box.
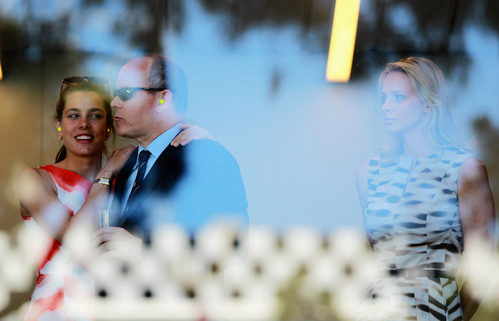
[326,0,361,83]
[0,58,3,81]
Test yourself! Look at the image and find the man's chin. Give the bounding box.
[116,128,131,138]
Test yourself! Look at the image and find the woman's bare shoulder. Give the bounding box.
[18,166,52,184]
[18,167,43,184]
[356,158,371,208]
[459,157,488,186]
[18,166,57,201]
[356,158,370,178]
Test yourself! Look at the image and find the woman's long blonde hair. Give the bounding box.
[379,57,460,151]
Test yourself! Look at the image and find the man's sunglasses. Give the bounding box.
[113,87,166,101]
[60,76,110,96]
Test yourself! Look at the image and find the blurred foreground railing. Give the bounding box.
[1,223,499,321]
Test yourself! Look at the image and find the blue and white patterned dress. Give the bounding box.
[364,147,472,321]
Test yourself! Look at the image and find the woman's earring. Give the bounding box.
[57,127,62,132]
[107,128,111,133]
[159,99,165,104]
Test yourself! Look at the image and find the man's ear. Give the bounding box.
[158,89,173,106]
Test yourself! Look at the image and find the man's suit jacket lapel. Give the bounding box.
[111,147,137,217]
[122,144,185,221]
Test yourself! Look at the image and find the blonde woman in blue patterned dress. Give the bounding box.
[356,57,495,321]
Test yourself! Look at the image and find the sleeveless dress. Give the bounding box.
[22,165,94,321]
[363,147,471,321]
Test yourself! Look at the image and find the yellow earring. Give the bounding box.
[107,128,111,133]
[57,127,62,132]
[159,99,165,104]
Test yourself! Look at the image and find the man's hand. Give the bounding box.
[94,227,143,260]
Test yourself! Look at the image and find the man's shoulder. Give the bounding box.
[182,138,231,154]
[181,139,237,165]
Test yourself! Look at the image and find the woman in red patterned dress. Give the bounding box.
[17,76,205,320]
[17,77,134,320]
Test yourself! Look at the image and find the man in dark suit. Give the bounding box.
[99,55,248,245]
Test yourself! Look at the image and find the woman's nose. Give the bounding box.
[79,117,90,128]
[381,99,391,113]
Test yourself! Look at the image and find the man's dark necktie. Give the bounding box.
[125,149,151,210]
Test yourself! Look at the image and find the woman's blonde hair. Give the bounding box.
[379,57,460,150]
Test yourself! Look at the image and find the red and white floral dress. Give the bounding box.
[22,165,94,321]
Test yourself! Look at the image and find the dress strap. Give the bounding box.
[39,165,92,192]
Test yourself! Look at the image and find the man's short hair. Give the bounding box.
[148,54,188,113]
